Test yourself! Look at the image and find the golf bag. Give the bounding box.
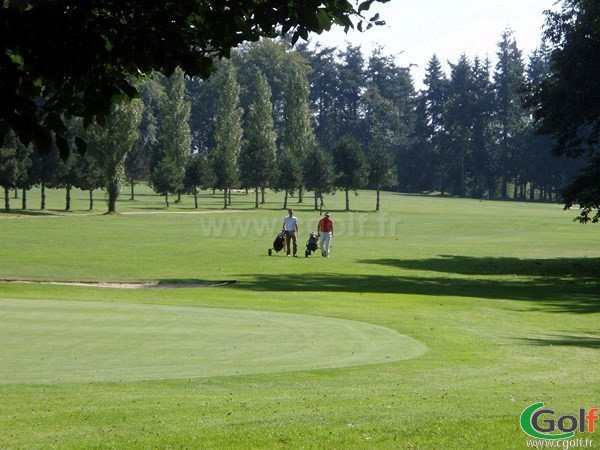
[268,231,286,256]
[305,232,319,257]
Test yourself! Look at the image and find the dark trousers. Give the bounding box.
[285,231,297,255]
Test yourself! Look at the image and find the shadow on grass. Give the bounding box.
[0,209,82,217]
[520,333,600,349]
[235,255,600,314]
[358,255,600,280]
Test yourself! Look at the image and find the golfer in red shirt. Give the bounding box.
[317,211,334,257]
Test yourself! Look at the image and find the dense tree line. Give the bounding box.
[0,29,582,213]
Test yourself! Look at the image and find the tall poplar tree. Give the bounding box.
[212,61,243,208]
[151,68,192,205]
[282,67,315,203]
[239,70,277,208]
[126,76,161,200]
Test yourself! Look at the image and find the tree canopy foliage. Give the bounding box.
[0,0,387,157]
[531,0,600,222]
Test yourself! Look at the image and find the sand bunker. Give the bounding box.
[2,279,236,289]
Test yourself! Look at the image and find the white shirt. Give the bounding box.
[283,215,298,232]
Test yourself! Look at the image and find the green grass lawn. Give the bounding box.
[1,186,599,449]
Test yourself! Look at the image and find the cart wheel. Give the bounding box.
[268,249,272,256]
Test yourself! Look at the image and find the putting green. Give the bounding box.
[1,299,426,384]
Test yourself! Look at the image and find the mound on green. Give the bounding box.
[0,299,426,384]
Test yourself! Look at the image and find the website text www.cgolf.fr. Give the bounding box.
[521,403,598,448]
[525,437,594,448]
[195,213,403,239]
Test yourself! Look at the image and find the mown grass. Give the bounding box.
[0,186,599,449]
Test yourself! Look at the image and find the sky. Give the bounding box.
[312,0,559,87]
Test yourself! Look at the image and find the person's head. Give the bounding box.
[325,211,331,217]
[288,209,294,217]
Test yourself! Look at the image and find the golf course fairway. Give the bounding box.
[0,299,426,384]
[1,187,598,449]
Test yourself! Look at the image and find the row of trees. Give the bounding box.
[0,29,581,213]
[301,30,579,201]
[0,59,376,213]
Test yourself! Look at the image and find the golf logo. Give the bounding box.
[520,402,598,440]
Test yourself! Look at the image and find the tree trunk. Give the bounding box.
[261,187,265,204]
[4,187,10,212]
[345,188,350,211]
[255,187,259,209]
[223,188,228,209]
[21,189,27,210]
[228,188,232,206]
[107,178,119,213]
[519,182,525,199]
[164,192,170,208]
[283,189,288,209]
[65,185,71,211]
[376,189,380,211]
[41,182,46,210]
[460,144,466,197]
[314,191,318,211]
[298,186,303,203]
[529,182,535,201]
[89,190,94,210]
[194,187,199,209]
[130,178,135,200]
[108,193,117,213]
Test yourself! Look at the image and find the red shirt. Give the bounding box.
[318,216,334,233]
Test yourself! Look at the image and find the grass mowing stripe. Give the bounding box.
[1,188,598,449]
[0,299,426,384]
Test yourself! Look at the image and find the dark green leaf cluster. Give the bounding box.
[0,0,386,157]
[530,0,600,221]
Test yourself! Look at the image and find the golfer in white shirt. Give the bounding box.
[282,209,299,257]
